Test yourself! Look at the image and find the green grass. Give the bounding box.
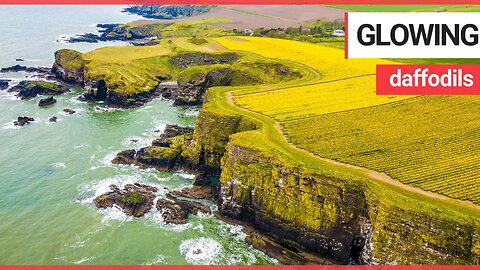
[121,192,144,205]
[204,77,480,222]
[282,95,480,204]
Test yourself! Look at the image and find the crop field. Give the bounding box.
[234,76,414,121]
[282,95,480,204]
[215,37,394,85]
[215,36,480,205]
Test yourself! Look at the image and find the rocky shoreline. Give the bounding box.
[109,123,338,265]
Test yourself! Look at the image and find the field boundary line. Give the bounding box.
[233,74,375,97]
[225,91,480,212]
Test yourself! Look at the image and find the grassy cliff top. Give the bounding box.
[57,37,308,97]
[200,36,480,227]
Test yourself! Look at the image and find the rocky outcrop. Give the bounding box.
[0,65,52,74]
[63,108,76,115]
[49,116,57,122]
[52,49,86,84]
[38,96,56,107]
[8,81,69,99]
[156,193,211,224]
[0,79,9,90]
[218,144,369,264]
[112,112,256,176]
[93,183,157,217]
[170,52,239,70]
[171,68,234,106]
[152,124,194,147]
[14,116,34,126]
[215,142,480,265]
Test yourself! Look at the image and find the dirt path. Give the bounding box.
[225,80,480,212]
[232,74,375,97]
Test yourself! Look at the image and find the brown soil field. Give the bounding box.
[132,5,345,30]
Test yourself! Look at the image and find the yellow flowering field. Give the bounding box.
[234,76,415,121]
[282,95,480,204]
[214,36,480,205]
[215,36,394,83]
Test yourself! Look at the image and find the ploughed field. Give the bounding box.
[215,36,480,205]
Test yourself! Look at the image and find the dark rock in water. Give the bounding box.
[93,183,158,217]
[130,139,139,143]
[0,79,9,90]
[94,106,108,112]
[0,65,52,74]
[8,80,69,99]
[152,124,193,147]
[16,59,26,62]
[155,198,189,225]
[49,116,57,122]
[1,64,27,73]
[14,116,34,126]
[38,96,56,107]
[131,41,146,46]
[63,108,76,115]
[112,149,136,165]
[156,193,211,224]
[167,185,213,200]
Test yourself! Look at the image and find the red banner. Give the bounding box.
[376,64,480,95]
[1,266,480,270]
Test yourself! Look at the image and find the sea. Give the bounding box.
[0,5,276,265]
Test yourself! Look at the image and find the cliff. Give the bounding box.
[147,91,480,265]
[218,142,480,264]
[52,47,301,108]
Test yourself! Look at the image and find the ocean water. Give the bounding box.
[0,6,276,265]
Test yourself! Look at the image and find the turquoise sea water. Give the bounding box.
[0,6,275,265]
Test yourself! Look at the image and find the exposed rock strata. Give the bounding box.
[8,81,69,99]
[93,183,157,217]
[156,193,211,224]
[114,104,480,264]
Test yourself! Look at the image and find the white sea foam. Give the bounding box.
[179,237,222,265]
[74,257,93,264]
[52,162,67,168]
[147,210,193,232]
[147,254,166,265]
[185,108,200,117]
[193,224,204,232]
[2,121,21,130]
[122,136,152,148]
[100,151,118,166]
[174,172,195,180]
[99,206,134,223]
[137,105,153,112]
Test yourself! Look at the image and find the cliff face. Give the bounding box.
[219,143,370,263]
[216,141,480,264]
[171,103,480,264]
[52,49,85,84]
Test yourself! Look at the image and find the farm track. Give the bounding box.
[232,74,376,97]
[225,76,480,212]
